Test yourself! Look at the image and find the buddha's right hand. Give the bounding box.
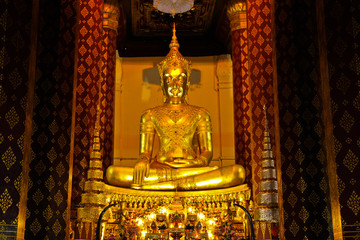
[133,155,150,185]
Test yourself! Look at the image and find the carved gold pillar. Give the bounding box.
[228,2,280,239]
[227,0,253,186]
[100,0,120,170]
[72,0,104,218]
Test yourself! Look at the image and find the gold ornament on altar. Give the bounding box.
[106,23,245,191]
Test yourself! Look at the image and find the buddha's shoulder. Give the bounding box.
[142,105,163,114]
[140,106,162,119]
[140,108,153,121]
[186,105,210,115]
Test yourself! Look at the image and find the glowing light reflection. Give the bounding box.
[195,178,222,187]
[144,176,159,181]
[136,218,143,226]
[159,207,168,214]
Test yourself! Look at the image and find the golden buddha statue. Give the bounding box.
[106,24,245,190]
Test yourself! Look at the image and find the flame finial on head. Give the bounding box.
[157,23,192,82]
[169,22,180,49]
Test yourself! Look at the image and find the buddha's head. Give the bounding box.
[158,23,191,104]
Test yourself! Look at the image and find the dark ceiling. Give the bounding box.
[117,0,232,57]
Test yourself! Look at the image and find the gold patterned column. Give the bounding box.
[227,0,253,190]
[76,3,120,238]
[72,0,104,222]
[103,0,120,31]
[100,0,120,170]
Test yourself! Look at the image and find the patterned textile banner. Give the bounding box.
[231,0,275,201]
[0,0,32,228]
[24,0,77,238]
[232,28,252,186]
[324,0,360,234]
[274,0,331,238]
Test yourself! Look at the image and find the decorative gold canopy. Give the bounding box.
[153,0,194,17]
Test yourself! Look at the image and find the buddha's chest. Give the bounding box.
[151,106,200,137]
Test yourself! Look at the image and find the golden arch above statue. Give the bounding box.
[106,24,245,191]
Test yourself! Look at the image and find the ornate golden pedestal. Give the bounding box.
[77,183,252,240]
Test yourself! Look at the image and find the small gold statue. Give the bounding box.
[106,24,245,190]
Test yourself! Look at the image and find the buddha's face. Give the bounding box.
[162,66,188,103]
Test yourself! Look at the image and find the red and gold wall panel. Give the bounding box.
[274,0,331,238]
[324,0,360,235]
[25,0,77,238]
[72,0,104,212]
[0,0,32,235]
[247,0,274,197]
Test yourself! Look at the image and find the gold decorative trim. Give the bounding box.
[254,208,279,222]
[257,193,278,206]
[103,1,120,31]
[227,0,247,31]
[259,181,278,192]
[90,151,101,159]
[261,169,277,180]
[78,207,104,221]
[271,0,285,235]
[262,159,275,168]
[84,181,105,192]
[17,0,39,239]
[80,193,107,205]
[105,183,250,199]
[316,0,342,238]
[262,150,273,159]
[89,159,103,169]
[67,1,80,238]
[87,169,104,180]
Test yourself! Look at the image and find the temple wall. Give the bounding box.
[1,0,359,239]
[274,0,332,238]
[113,55,236,168]
[273,0,360,239]
[24,0,77,239]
